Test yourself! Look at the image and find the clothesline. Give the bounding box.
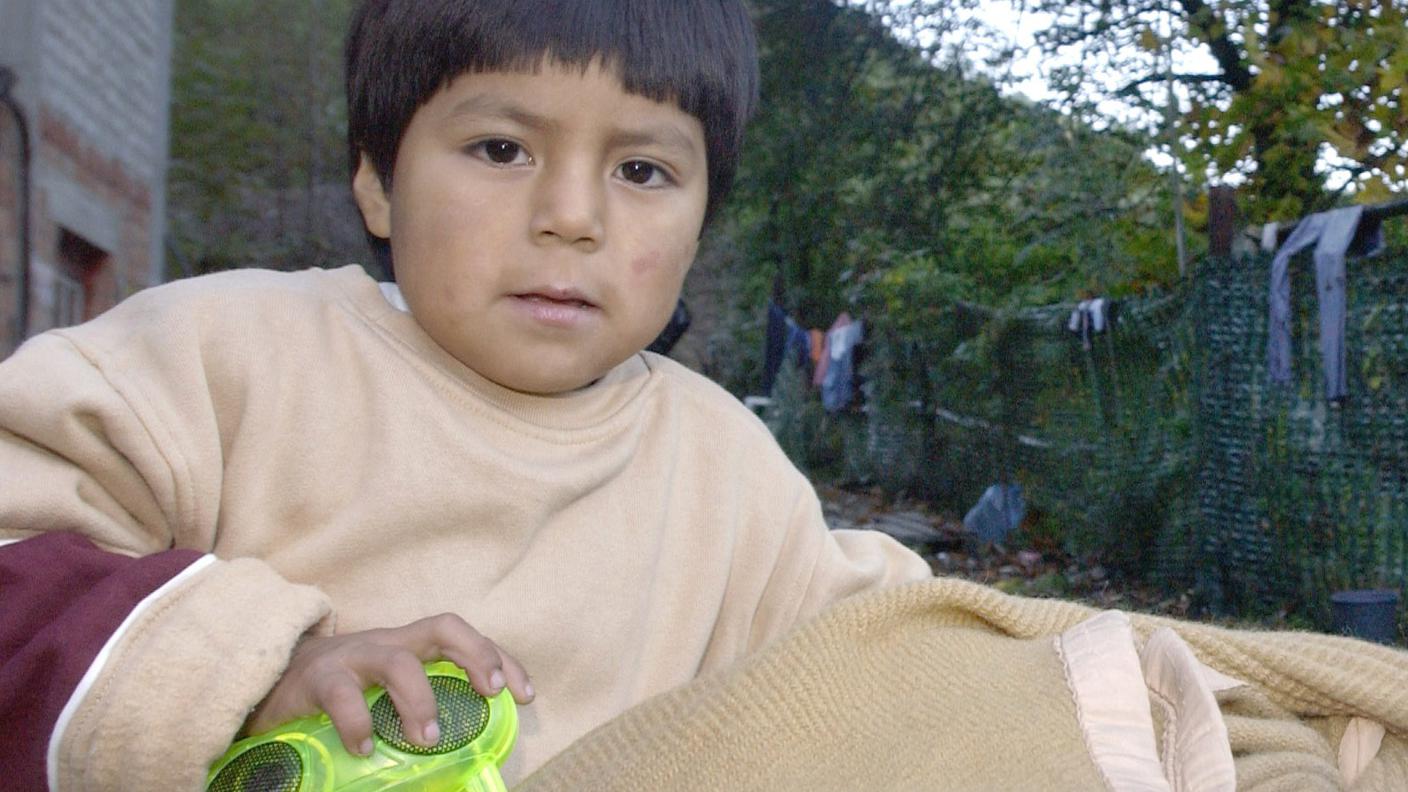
[1251,196,1408,247]
[931,405,1099,454]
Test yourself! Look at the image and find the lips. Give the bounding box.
[511,286,599,328]
[513,286,597,309]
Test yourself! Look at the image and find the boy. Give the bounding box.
[0,1,931,789]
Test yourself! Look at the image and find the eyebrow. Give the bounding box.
[445,94,700,158]
[446,94,560,133]
[605,125,700,159]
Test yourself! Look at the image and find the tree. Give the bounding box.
[726,0,1178,329]
[168,0,364,278]
[1022,0,1408,219]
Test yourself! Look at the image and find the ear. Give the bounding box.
[352,152,392,239]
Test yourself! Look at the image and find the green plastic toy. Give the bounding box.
[205,661,517,792]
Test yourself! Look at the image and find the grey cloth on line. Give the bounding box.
[1266,205,1383,401]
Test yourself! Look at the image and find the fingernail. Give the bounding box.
[490,670,505,692]
[423,722,440,745]
[524,682,535,699]
[358,739,373,756]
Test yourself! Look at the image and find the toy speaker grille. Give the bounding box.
[370,673,490,755]
[206,740,303,792]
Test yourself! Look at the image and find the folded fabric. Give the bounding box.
[517,577,1408,791]
[1265,206,1385,401]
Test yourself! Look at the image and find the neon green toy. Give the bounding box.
[205,661,517,792]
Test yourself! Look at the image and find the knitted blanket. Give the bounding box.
[516,577,1408,791]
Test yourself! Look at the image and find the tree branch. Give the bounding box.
[1176,0,1253,92]
[1117,71,1228,97]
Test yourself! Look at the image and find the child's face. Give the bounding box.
[354,60,708,394]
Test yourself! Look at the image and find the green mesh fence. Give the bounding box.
[865,247,1408,625]
[1192,251,1408,622]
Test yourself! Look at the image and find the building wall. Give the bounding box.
[0,0,173,354]
[0,116,18,355]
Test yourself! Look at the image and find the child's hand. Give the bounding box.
[244,613,534,756]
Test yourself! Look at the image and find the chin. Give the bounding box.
[497,368,598,396]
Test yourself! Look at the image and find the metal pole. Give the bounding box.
[1163,6,1187,277]
[0,66,32,342]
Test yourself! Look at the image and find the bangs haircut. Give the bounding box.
[346,0,759,277]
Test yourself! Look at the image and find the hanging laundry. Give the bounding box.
[1266,206,1384,402]
[811,312,850,388]
[821,317,864,412]
[762,301,812,395]
[1066,298,1113,350]
[1260,222,1279,252]
[808,329,825,369]
[787,321,810,372]
[763,301,787,394]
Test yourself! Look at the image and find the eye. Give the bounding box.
[469,139,531,166]
[617,160,671,187]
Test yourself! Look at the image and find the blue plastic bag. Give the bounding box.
[963,483,1025,544]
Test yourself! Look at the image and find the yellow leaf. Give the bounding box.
[1138,28,1161,52]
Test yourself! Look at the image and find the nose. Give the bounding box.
[530,161,605,251]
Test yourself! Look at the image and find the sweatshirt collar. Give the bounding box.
[339,267,653,434]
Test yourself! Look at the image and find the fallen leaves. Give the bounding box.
[818,484,1195,619]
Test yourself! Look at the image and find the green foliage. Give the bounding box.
[718,0,1186,402]
[168,0,363,278]
[707,4,1194,532]
[1022,0,1408,221]
[764,356,827,473]
[1252,413,1407,625]
[857,333,929,495]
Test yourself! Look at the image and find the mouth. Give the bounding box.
[510,287,599,328]
[512,287,598,309]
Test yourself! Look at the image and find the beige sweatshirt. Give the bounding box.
[0,265,931,789]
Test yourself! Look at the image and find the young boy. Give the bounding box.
[0,1,931,788]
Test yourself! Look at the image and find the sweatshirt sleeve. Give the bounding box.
[743,475,933,655]
[0,325,331,791]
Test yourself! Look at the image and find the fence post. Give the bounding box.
[1209,186,1237,259]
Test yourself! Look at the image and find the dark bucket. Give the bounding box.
[1330,589,1400,645]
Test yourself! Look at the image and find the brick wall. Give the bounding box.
[0,0,172,349]
[40,1,169,189]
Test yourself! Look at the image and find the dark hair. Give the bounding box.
[346,0,759,278]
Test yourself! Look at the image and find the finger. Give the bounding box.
[318,674,376,756]
[495,647,535,704]
[418,614,508,699]
[377,650,443,748]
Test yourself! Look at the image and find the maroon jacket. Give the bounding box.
[0,533,205,790]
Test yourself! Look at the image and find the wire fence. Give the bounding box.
[850,246,1408,626]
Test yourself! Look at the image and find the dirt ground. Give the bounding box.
[817,484,1197,620]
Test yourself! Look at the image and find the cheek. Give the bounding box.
[630,252,666,279]
[631,239,698,281]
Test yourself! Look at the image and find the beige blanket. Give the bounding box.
[516,577,1408,791]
